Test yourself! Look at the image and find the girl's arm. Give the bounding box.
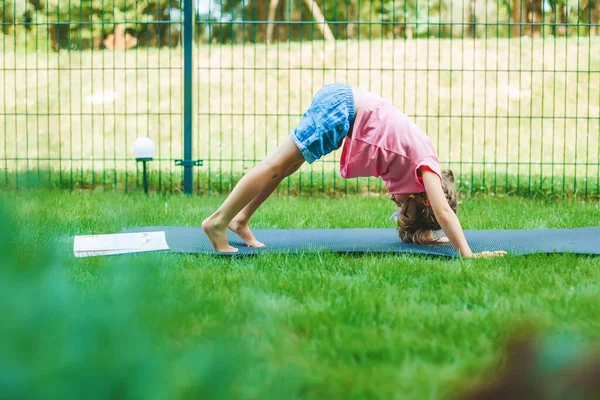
[422,169,506,258]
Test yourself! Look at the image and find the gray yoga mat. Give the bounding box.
[123,226,600,257]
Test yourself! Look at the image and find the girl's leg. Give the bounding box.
[229,159,304,247]
[202,137,304,252]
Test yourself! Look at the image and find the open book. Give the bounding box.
[73,231,169,258]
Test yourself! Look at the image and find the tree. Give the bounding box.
[0,0,37,38]
[33,0,184,50]
[588,0,600,36]
[266,0,279,42]
[303,0,335,41]
[548,0,600,37]
[510,0,543,37]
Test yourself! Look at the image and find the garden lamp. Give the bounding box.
[132,137,156,194]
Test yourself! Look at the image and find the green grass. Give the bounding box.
[2,39,600,195]
[2,190,599,399]
[3,167,600,200]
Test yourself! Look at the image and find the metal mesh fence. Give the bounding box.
[1,0,599,198]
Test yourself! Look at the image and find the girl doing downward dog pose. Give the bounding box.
[202,83,506,258]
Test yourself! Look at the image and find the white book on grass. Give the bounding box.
[73,231,169,258]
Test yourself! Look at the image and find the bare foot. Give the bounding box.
[202,216,238,253]
[228,219,265,248]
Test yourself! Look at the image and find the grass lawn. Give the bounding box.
[2,190,599,399]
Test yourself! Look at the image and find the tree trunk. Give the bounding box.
[556,4,567,36]
[302,0,335,42]
[277,0,288,41]
[529,0,542,37]
[347,0,357,39]
[511,0,527,36]
[590,0,600,36]
[266,0,280,42]
[468,0,477,38]
[254,0,268,42]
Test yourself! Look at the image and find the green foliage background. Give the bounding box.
[1,0,598,50]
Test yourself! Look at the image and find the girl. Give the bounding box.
[202,83,506,258]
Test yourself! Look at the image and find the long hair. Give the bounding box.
[397,170,458,244]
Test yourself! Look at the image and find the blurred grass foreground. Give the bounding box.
[0,202,298,399]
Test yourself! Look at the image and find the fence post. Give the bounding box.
[182,0,194,194]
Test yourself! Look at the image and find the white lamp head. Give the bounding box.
[132,137,156,160]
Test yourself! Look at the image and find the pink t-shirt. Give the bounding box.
[340,93,442,194]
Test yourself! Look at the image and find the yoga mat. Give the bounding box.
[122,226,600,257]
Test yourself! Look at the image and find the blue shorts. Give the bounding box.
[291,83,355,164]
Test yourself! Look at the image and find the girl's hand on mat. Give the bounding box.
[470,250,507,258]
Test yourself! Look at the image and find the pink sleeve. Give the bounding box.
[415,157,442,184]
